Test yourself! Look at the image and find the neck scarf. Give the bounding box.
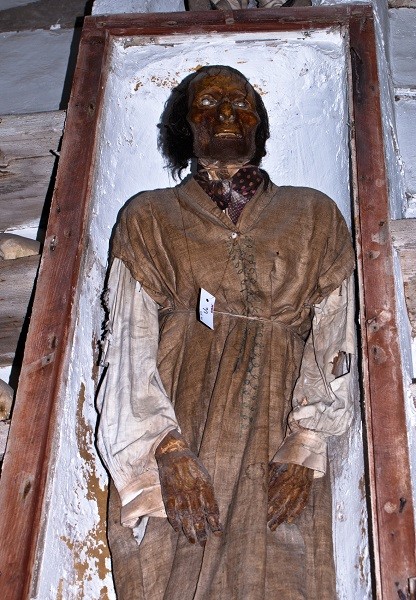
[194,165,264,224]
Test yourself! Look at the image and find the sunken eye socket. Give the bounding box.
[200,97,216,106]
[198,97,251,108]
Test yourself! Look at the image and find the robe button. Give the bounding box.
[231,232,238,239]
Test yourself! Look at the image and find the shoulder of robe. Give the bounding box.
[275,186,346,221]
[276,186,337,207]
[120,186,179,221]
[112,186,179,261]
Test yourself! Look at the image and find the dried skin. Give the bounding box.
[267,462,314,531]
[187,68,260,166]
[155,431,223,546]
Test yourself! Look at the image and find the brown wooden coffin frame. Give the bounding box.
[0,6,414,599]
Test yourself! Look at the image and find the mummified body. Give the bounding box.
[97,66,355,599]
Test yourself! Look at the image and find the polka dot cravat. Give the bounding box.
[194,165,264,224]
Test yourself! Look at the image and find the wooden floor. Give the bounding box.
[0,110,65,457]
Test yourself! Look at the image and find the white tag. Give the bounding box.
[198,288,215,330]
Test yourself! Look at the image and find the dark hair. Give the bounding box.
[157,65,270,180]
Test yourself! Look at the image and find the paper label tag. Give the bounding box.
[198,288,215,330]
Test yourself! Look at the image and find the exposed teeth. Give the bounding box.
[214,132,242,138]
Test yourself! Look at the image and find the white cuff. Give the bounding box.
[272,429,327,477]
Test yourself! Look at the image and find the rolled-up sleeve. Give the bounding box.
[96,258,179,527]
[272,275,356,476]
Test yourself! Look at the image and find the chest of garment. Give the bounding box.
[113,178,352,339]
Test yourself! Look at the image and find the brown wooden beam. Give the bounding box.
[0,21,108,600]
[350,11,416,599]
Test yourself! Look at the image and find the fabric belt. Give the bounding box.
[160,308,305,342]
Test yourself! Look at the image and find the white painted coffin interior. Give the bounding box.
[32,29,370,599]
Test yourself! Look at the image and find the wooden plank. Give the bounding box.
[0,255,40,367]
[0,421,10,462]
[0,112,65,160]
[188,0,211,9]
[400,249,416,336]
[396,247,416,282]
[0,156,59,232]
[350,12,416,598]
[389,0,416,7]
[0,1,87,34]
[394,97,416,199]
[391,218,416,250]
[86,4,368,32]
[0,111,65,232]
[391,219,416,336]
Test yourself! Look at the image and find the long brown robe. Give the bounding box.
[107,177,355,599]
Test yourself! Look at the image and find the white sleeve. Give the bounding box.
[272,275,356,476]
[96,258,179,527]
